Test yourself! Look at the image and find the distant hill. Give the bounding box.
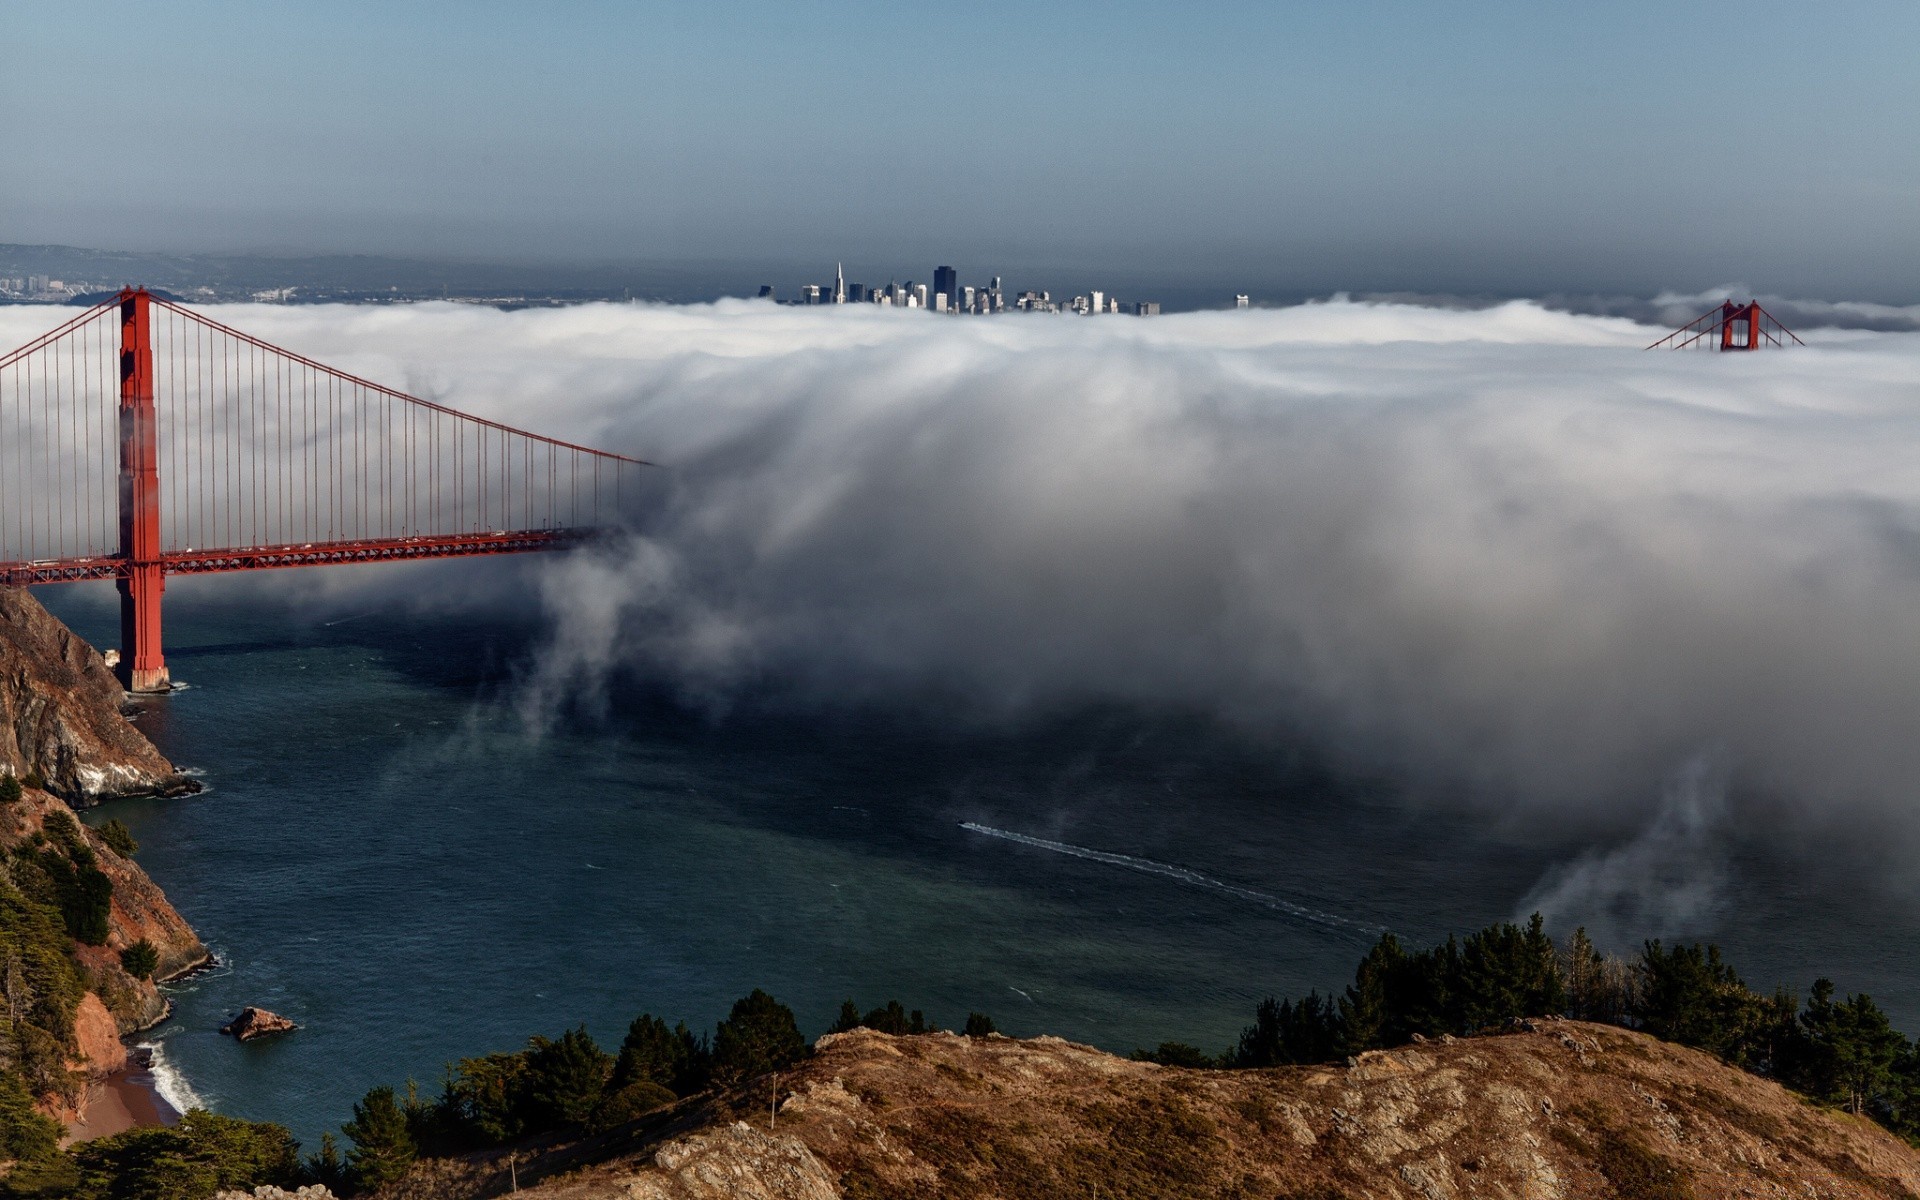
[67,288,187,305]
[0,242,776,306]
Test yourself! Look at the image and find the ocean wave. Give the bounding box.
[138,1037,207,1114]
[959,822,1385,939]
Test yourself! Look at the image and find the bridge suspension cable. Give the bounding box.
[0,289,645,689]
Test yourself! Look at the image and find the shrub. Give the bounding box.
[963,1012,997,1037]
[588,1080,676,1133]
[1134,1042,1216,1068]
[20,770,45,791]
[119,939,160,981]
[0,774,20,804]
[97,819,139,859]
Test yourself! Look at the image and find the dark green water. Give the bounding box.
[37,577,1920,1148]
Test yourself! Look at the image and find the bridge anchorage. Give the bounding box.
[0,289,644,692]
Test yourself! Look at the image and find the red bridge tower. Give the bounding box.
[117,289,168,692]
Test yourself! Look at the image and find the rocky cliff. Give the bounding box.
[459,1021,1920,1200]
[0,586,198,805]
[0,785,210,1086]
[0,588,209,1119]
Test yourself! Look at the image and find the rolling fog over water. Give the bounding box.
[10,295,1920,1136]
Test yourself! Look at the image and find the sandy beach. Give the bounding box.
[63,1050,179,1145]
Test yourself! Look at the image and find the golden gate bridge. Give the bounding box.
[0,289,643,692]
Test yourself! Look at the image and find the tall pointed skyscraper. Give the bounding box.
[834,262,847,304]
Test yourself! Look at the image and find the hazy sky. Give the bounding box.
[4,1,1916,297]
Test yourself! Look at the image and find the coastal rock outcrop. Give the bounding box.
[487,1021,1920,1199]
[221,1008,298,1042]
[0,587,199,805]
[0,786,212,1033]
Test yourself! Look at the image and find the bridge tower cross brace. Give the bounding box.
[116,288,169,693]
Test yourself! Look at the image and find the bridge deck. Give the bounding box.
[0,529,595,587]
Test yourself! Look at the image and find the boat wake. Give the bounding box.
[959,822,1385,939]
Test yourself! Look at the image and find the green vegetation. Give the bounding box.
[521,1027,613,1128]
[70,1111,301,1200]
[1222,913,1920,1145]
[11,810,115,945]
[96,819,139,859]
[339,1087,416,1193]
[611,1013,710,1096]
[320,988,840,1192]
[829,998,928,1037]
[0,794,311,1200]
[711,989,806,1086]
[119,939,159,981]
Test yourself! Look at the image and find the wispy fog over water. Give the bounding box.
[16,295,1920,1139]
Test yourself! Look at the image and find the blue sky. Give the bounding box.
[4,1,1915,297]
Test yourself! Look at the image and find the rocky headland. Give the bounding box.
[411,1022,1920,1200]
[0,586,200,805]
[0,586,209,1130]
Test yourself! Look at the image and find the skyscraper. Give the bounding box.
[933,265,957,310]
[833,263,847,304]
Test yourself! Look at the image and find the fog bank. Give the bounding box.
[10,296,1920,911]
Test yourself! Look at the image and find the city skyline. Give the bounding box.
[5,3,1919,301]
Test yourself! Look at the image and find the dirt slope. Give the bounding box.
[428,1020,1920,1200]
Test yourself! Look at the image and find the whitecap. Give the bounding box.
[139,1037,208,1114]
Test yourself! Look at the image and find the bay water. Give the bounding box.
[38,578,1920,1149]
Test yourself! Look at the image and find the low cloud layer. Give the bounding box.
[1519,751,1733,943]
[10,296,1920,905]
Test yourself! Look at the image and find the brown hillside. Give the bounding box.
[407,1020,1920,1200]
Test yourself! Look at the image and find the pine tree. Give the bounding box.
[522,1027,612,1128]
[613,1014,684,1093]
[1339,933,1403,1052]
[342,1085,417,1192]
[1235,992,1342,1066]
[305,1131,348,1193]
[1798,980,1906,1116]
[829,1000,861,1034]
[711,989,805,1086]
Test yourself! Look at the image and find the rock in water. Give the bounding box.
[221,1007,298,1042]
